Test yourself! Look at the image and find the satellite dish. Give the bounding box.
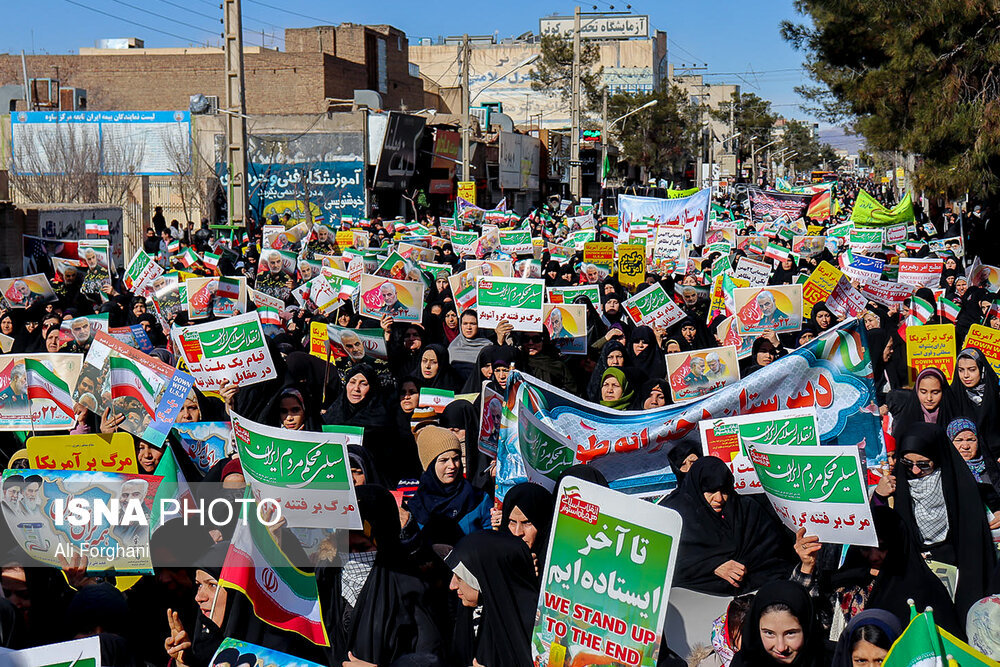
[189,93,213,115]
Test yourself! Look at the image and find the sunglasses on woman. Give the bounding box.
[900,458,933,471]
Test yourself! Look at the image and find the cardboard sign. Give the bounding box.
[623,282,686,329]
[476,276,545,332]
[666,345,740,402]
[616,243,647,291]
[358,274,425,323]
[531,478,682,667]
[733,284,804,335]
[858,278,915,307]
[547,285,601,308]
[544,303,587,355]
[905,323,956,383]
[801,261,842,318]
[732,257,771,287]
[172,312,276,392]
[25,433,137,473]
[898,258,943,288]
[964,324,1000,377]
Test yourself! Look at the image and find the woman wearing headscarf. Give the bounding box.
[631,378,672,410]
[791,505,962,637]
[887,367,957,437]
[874,422,997,616]
[519,329,577,394]
[446,531,537,667]
[666,441,701,486]
[283,350,339,410]
[829,610,901,667]
[729,581,822,667]
[585,340,630,402]
[416,344,464,392]
[449,310,494,382]
[770,256,798,286]
[742,336,780,376]
[866,328,906,407]
[403,426,491,538]
[598,367,634,410]
[440,302,460,344]
[627,325,667,383]
[499,482,554,575]
[347,444,387,488]
[460,344,495,394]
[661,457,795,595]
[951,347,1000,456]
[386,322,426,378]
[946,418,1000,498]
[808,301,838,333]
[324,364,396,482]
[440,399,491,491]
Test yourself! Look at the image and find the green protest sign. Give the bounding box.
[532,479,682,667]
[746,441,877,547]
[476,276,545,331]
[231,410,362,529]
[547,285,600,308]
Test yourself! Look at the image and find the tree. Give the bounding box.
[606,86,701,180]
[781,0,1000,197]
[777,119,840,172]
[710,92,779,163]
[529,33,604,113]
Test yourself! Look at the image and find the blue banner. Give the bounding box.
[219,161,366,223]
[497,319,886,498]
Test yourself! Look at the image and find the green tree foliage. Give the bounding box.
[710,92,779,162]
[781,1,1000,196]
[607,86,701,178]
[778,119,841,171]
[529,34,604,112]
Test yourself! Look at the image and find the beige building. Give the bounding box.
[410,22,668,129]
[671,69,740,180]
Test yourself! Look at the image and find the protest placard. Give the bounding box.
[477,276,545,331]
[745,442,878,547]
[666,345,740,402]
[308,321,387,362]
[0,353,82,431]
[905,323,956,383]
[208,639,327,667]
[884,223,908,245]
[547,285,601,308]
[858,278,915,307]
[172,312,275,393]
[826,276,868,320]
[479,382,503,458]
[732,256,772,286]
[653,226,686,265]
[544,303,587,355]
[0,273,57,309]
[122,250,164,296]
[1,469,160,573]
[230,411,361,529]
[531,478,682,667]
[898,258,944,288]
[623,282,686,329]
[801,261,842,317]
[698,408,821,494]
[186,276,247,320]
[25,433,137,473]
[733,284,803,334]
[358,274,425,323]
[963,324,1000,376]
[848,228,885,255]
[840,254,885,284]
[616,244,647,291]
[170,422,231,475]
[792,235,826,258]
[1,637,102,667]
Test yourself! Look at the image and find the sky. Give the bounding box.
[5,0,860,151]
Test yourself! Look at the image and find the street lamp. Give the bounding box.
[750,138,779,184]
[601,99,658,190]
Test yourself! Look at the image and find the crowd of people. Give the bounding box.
[1,176,999,667]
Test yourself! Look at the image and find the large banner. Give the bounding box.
[531,479,682,667]
[851,191,915,226]
[746,187,812,223]
[617,189,711,245]
[497,320,885,498]
[230,412,362,529]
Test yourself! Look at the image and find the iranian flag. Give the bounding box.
[109,356,157,416]
[167,239,180,254]
[335,279,358,302]
[150,447,195,531]
[85,219,109,236]
[178,247,201,269]
[217,276,241,300]
[24,359,74,418]
[220,494,329,646]
[203,252,221,272]
[764,242,790,263]
[909,295,935,325]
[257,306,282,327]
[938,297,959,323]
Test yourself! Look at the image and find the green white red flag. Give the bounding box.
[24,359,74,418]
[109,355,157,416]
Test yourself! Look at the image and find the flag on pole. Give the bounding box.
[202,252,220,271]
[85,219,109,236]
[257,306,282,327]
[217,276,241,300]
[938,297,959,323]
[167,240,180,254]
[601,152,611,189]
[806,190,833,221]
[109,356,157,416]
[764,242,791,263]
[24,359,74,418]
[178,247,201,269]
[220,493,330,646]
[909,295,934,325]
[884,605,999,667]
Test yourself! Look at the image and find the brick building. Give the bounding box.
[0,24,424,114]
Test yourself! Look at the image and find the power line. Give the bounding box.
[105,0,219,37]
[244,0,338,26]
[62,0,204,44]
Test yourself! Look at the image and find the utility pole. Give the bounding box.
[460,34,471,183]
[569,5,582,200]
[600,86,608,191]
[223,0,248,228]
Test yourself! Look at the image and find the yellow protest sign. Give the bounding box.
[25,433,137,473]
[964,324,1000,377]
[905,324,956,384]
[458,181,476,205]
[802,261,843,318]
[335,230,355,250]
[616,244,647,291]
[806,225,825,236]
